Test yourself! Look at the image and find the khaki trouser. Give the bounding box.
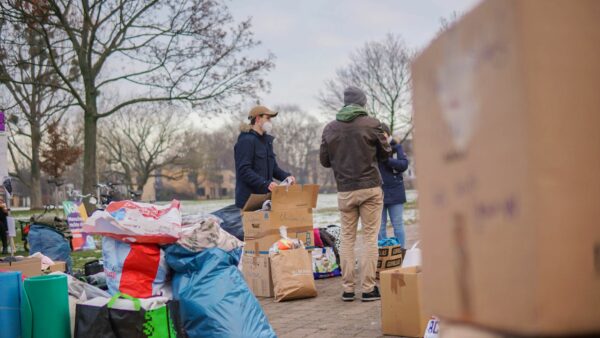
[337,187,384,293]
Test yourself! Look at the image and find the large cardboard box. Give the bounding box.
[438,321,505,338]
[380,267,429,337]
[243,208,314,255]
[242,184,318,255]
[376,245,403,279]
[0,257,42,277]
[412,0,600,335]
[242,255,274,298]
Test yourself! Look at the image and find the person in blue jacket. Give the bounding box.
[234,105,295,209]
[378,123,409,246]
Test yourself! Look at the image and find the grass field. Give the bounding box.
[3,191,418,271]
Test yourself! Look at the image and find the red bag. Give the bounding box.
[313,228,324,247]
[102,237,171,298]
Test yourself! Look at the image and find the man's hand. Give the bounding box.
[287,176,296,185]
[268,182,277,191]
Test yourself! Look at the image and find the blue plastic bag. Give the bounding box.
[378,237,400,247]
[164,246,276,338]
[28,224,72,272]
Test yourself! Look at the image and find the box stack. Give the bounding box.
[241,184,319,298]
[412,0,600,336]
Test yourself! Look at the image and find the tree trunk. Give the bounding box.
[137,175,146,193]
[82,54,99,203]
[30,121,43,209]
[83,113,98,198]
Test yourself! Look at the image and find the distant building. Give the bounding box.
[195,170,236,200]
[144,169,235,201]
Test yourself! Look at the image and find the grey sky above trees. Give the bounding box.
[227,0,481,115]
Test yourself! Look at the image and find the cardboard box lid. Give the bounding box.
[0,256,42,267]
[0,257,42,277]
[242,208,314,238]
[242,184,319,212]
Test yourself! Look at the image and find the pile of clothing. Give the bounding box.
[83,199,275,337]
[0,199,277,338]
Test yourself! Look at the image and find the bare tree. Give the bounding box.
[180,120,238,196]
[0,14,76,208]
[438,11,462,36]
[99,104,185,192]
[318,34,413,142]
[271,105,324,185]
[0,0,274,198]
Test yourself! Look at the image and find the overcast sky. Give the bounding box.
[226,0,482,116]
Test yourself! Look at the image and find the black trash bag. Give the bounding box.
[210,204,243,241]
[74,294,186,338]
[84,260,104,276]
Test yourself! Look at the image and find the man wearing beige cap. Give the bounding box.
[234,105,295,209]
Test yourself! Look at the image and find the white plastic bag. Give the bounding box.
[6,216,16,237]
[401,241,422,268]
[83,200,182,244]
[424,316,440,338]
[312,247,341,279]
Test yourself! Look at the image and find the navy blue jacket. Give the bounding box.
[379,142,409,205]
[234,129,290,208]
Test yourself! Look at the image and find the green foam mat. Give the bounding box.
[21,274,70,338]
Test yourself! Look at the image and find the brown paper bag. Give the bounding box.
[270,248,317,302]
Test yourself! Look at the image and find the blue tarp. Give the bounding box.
[164,245,276,338]
[28,224,72,272]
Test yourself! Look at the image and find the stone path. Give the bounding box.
[259,223,421,338]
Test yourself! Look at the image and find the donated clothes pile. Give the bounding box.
[0,200,277,338]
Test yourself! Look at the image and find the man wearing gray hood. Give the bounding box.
[320,86,391,302]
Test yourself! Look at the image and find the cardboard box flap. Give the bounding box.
[242,193,271,212]
[270,184,319,210]
[242,184,320,212]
